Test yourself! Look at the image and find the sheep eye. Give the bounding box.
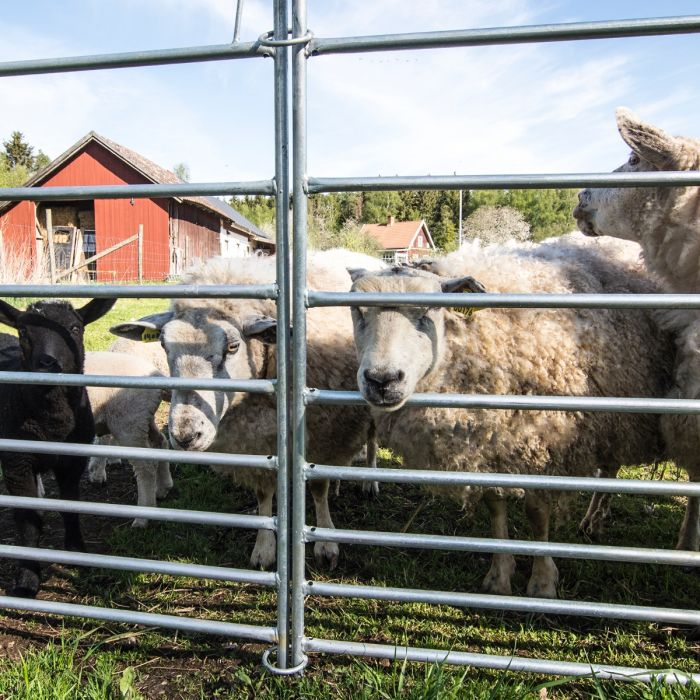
[629,153,640,166]
[227,341,240,354]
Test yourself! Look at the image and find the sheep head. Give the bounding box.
[573,108,700,250]
[0,298,115,374]
[110,306,276,451]
[348,266,484,411]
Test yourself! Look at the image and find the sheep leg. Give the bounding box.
[4,460,43,597]
[578,467,615,540]
[250,485,277,570]
[481,491,516,595]
[310,479,339,570]
[362,422,380,497]
[53,459,86,553]
[578,492,611,541]
[88,434,113,484]
[677,476,700,552]
[525,491,558,599]
[149,421,173,500]
[131,460,158,528]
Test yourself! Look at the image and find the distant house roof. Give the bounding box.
[2,131,271,243]
[360,218,435,251]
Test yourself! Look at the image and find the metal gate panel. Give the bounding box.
[0,0,699,682]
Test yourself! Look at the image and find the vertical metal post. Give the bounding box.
[233,0,245,43]
[45,208,56,284]
[273,0,291,670]
[138,223,144,283]
[291,0,309,670]
[458,189,463,247]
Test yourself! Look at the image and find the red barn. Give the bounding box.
[0,132,274,282]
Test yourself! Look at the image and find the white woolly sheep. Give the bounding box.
[348,236,690,598]
[110,250,380,570]
[573,109,700,550]
[84,351,171,528]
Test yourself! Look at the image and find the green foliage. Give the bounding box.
[172,162,190,182]
[230,194,276,234]
[309,217,382,256]
[0,131,51,187]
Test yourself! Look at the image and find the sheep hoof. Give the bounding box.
[362,481,380,497]
[526,578,558,599]
[131,518,149,528]
[481,555,516,595]
[250,548,276,571]
[87,464,108,484]
[11,571,40,599]
[314,541,339,570]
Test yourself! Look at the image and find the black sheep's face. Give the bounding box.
[17,302,87,374]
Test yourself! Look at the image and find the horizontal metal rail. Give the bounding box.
[306,389,700,414]
[0,437,276,470]
[0,544,276,587]
[306,465,700,497]
[0,41,271,78]
[0,180,274,201]
[309,15,700,56]
[0,494,274,529]
[307,171,700,193]
[308,291,700,310]
[305,581,700,626]
[0,283,277,299]
[306,527,700,567]
[303,638,697,684]
[0,595,276,642]
[0,371,276,395]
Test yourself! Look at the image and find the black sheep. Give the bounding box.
[0,297,116,597]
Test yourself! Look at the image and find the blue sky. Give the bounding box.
[2,1,700,183]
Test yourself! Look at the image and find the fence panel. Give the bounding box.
[0,0,699,683]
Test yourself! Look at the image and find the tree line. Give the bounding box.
[232,187,579,253]
[0,131,50,187]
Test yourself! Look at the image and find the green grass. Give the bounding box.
[1,296,700,698]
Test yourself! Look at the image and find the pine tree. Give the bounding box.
[3,131,35,169]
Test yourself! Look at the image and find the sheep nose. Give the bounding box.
[36,354,59,371]
[363,368,405,391]
[172,432,202,450]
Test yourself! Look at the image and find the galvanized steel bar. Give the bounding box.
[307,171,700,193]
[0,370,275,394]
[1,544,276,586]
[0,595,276,643]
[0,493,274,529]
[0,437,276,470]
[306,464,700,497]
[308,290,700,309]
[0,180,274,201]
[0,283,277,299]
[306,527,700,567]
[290,0,310,670]
[273,0,292,670]
[305,581,700,626]
[309,15,700,56]
[303,638,697,684]
[306,389,700,414]
[0,42,270,78]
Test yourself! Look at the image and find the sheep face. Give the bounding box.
[573,107,700,243]
[110,307,276,452]
[0,298,116,374]
[349,267,483,411]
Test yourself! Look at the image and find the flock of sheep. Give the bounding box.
[1,108,699,608]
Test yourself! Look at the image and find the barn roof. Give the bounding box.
[360,219,435,250]
[3,131,271,243]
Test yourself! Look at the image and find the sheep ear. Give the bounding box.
[0,299,20,329]
[110,311,174,342]
[616,107,682,169]
[441,276,486,294]
[243,315,277,345]
[347,267,368,282]
[77,298,118,325]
